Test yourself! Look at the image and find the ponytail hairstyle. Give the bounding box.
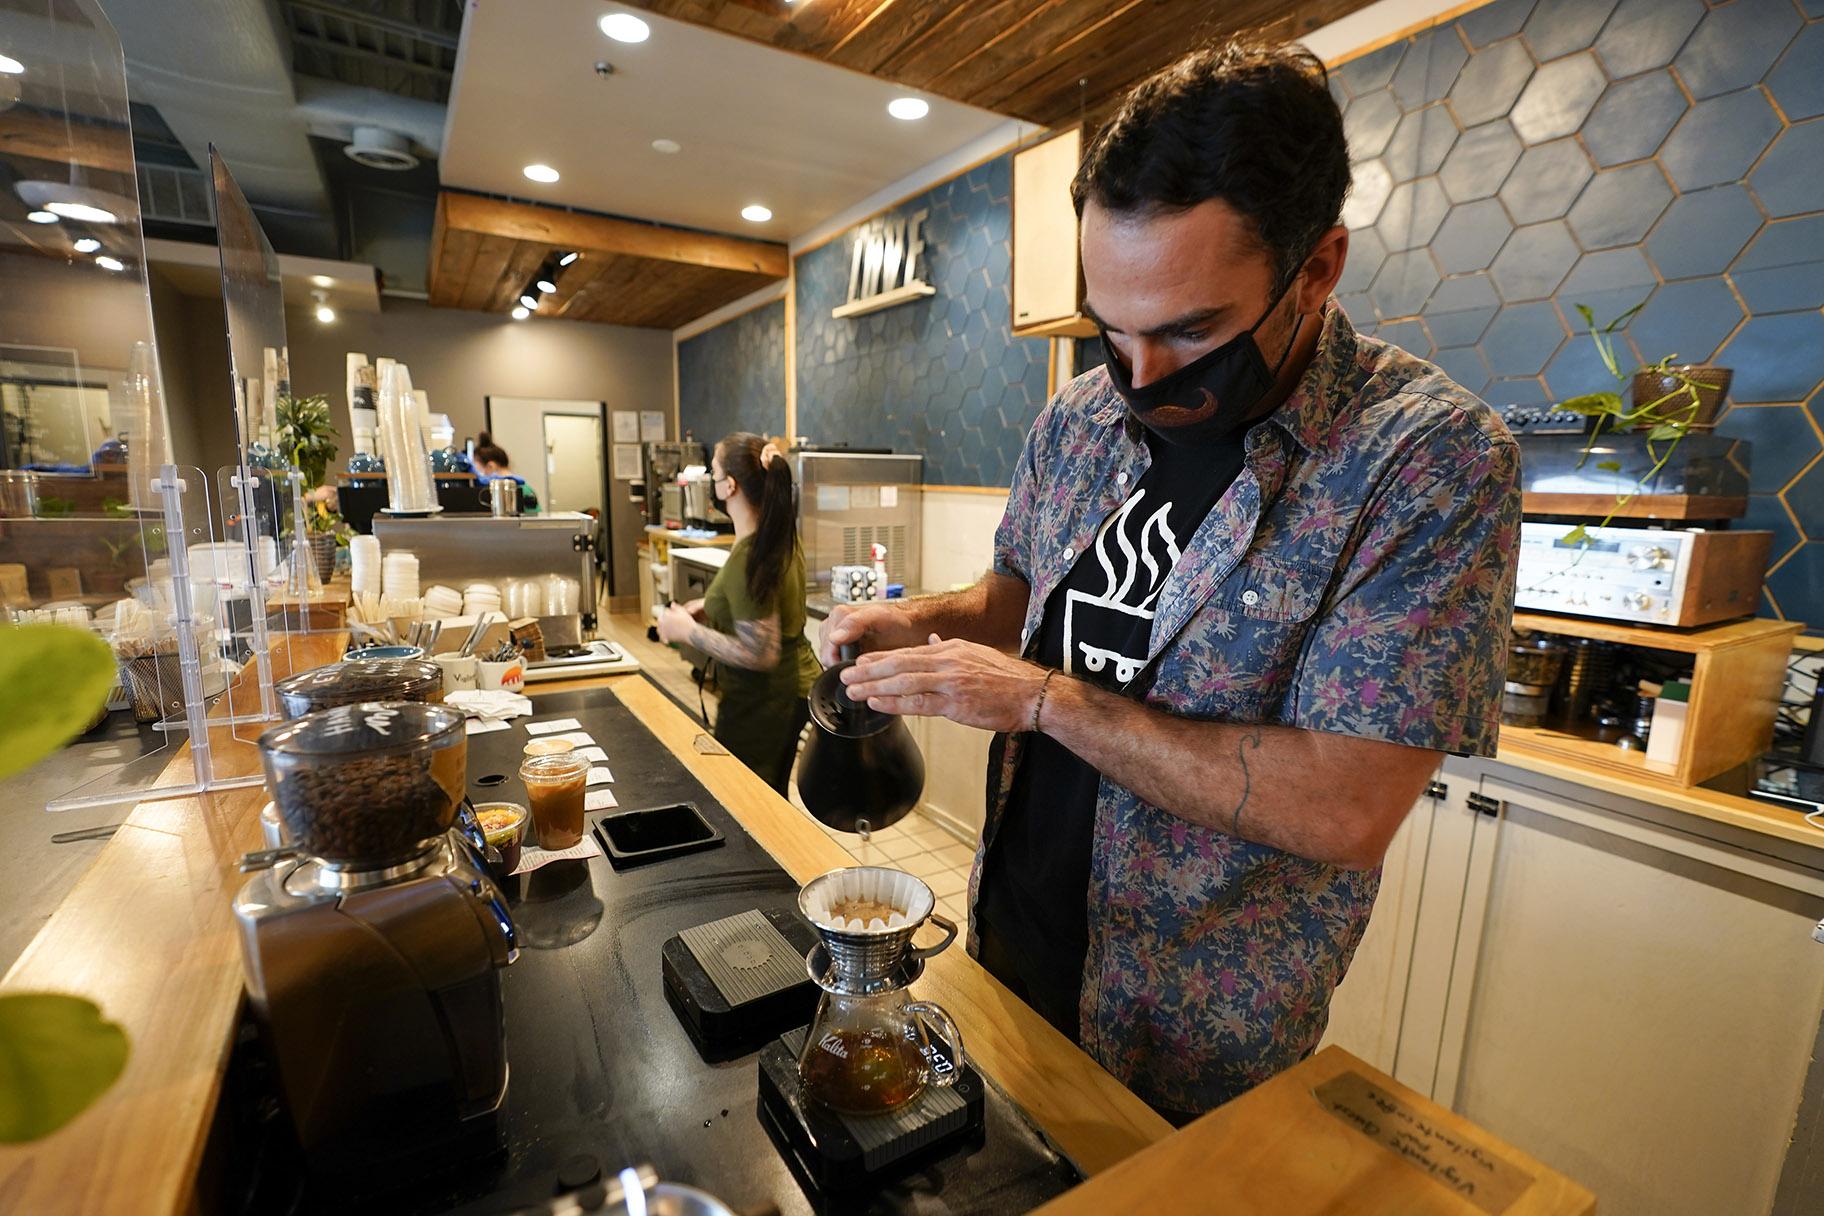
[716,432,797,606]
[473,431,510,470]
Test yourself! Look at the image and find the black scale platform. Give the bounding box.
[255,684,1078,1216]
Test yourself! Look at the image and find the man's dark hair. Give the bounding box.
[1071,41,1350,292]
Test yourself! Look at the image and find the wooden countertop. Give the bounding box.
[0,643,1166,1214]
[1033,1046,1595,1216]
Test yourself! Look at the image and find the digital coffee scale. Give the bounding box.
[661,908,987,1198]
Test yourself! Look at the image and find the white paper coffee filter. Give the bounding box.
[802,866,932,934]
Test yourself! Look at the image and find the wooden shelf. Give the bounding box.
[1511,612,1800,654]
[1520,491,1747,520]
[1507,613,1802,786]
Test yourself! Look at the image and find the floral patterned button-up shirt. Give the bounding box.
[977,300,1521,1113]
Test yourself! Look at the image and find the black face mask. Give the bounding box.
[1100,284,1305,447]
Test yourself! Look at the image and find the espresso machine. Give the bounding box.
[235,703,518,1182]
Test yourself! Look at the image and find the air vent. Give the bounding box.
[343,126,418,171]
[137,163,213,226]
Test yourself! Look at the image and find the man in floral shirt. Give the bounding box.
[822,41,1520,1120]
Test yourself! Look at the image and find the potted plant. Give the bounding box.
[274,393,349,582]
[1556,302,1730,546]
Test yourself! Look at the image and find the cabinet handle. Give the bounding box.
[1467,791,1502,818]
[1813,919,1824,946]
[1425,780,1448,799]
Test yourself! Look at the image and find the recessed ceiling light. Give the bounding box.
[95,255,124,272]
[25,210,57,224]
[536,279,557,294]
[887,97,929,121]
[0,54,23,76]
[72,237,100,253]
[310,274,334,288]
[523,163,560,184]
[598,12,650,43]
[651,138,681,155]
[316,304,336,324]
[519,294,539,310]
[559,251,579,266]
[741,204,772,223]
[511,305,530,321]
[47,201,117,223]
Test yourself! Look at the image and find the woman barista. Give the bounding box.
[656,433,819,791]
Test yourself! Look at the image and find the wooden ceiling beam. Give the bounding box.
[437,191,788,278]
[0,111,135,176]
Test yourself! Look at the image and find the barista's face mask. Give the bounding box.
[711,465,733,504]
[1100,277,1305,447]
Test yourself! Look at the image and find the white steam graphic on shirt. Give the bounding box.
[1064,488,1181,683]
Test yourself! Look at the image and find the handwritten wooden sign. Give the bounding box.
[1315,1070,1535,1215]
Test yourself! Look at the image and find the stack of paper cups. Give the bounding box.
[349,535,381,597]
[463,581,502,617]
[423,584,463,618]
[377,362,437,513]
[382,551,420,600]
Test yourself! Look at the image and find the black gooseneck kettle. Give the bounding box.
[796,645,925,834]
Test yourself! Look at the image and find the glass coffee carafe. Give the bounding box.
[796,867,964,1116]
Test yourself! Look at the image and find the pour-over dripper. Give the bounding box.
[798,867,957,990]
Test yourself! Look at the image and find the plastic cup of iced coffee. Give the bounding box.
[518,752,590,850]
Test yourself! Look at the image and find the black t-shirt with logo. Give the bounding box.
[976,426,1250,1039]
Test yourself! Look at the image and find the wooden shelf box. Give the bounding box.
[1500,612,1802,787]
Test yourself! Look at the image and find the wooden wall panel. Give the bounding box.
[627,0,1378,127]
[426,192,786,330]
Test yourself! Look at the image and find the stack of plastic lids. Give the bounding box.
[463,582,502,617]
[501,577,546,619]
[423,584,463,618]
[349,535,382,598]
[544,575,580,616]
[382,551,420,600]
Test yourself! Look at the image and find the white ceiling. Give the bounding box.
[144,238,381,314]
[439,3,1015,242]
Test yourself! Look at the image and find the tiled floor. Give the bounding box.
[598,611,977,925]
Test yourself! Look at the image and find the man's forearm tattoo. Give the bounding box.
[1229,725,1264,837]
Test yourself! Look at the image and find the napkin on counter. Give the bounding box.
[445,689,534,721]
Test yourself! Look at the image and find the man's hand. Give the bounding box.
[817,601,924,666]
[839,635,1051,733]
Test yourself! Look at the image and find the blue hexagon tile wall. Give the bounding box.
[1336,0,1824,632]
[793,153,1051,489]
[678,298,786,444]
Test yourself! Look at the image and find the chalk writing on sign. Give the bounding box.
[1314,1071,1534,1216]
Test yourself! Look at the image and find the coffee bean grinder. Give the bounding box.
[235,703,518,1182]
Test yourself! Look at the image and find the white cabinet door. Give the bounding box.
[1445,774,1824,1216]
[1320,780,1444,1072]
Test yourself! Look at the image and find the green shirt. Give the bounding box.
[701,537,820,707]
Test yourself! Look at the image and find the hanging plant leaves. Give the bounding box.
[0,624,116,781]
[0,992,130,1142]
[1561,524,1591,547]
[1595,460,1622,473]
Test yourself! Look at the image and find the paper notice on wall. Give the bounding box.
[612,410,640,443]
[640,410,666,441]
[880,485,898,508]
[816,485,851,511]
[850,485,880,509]
[613,444,642,480]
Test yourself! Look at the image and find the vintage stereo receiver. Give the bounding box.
[1514,523,1772,627]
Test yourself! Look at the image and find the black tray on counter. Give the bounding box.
[247,684,1079,1216]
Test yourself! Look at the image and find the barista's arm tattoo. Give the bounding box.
[1229,725,1264,837]
[687,614,782,672]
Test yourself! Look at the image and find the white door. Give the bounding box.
[542,413,604,514]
